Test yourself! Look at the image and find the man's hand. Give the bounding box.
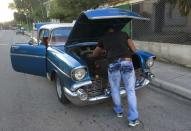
[92,46,105,57]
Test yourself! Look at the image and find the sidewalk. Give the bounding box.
[151,61,191,100]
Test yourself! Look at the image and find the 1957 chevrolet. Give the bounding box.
[10,8,156,105]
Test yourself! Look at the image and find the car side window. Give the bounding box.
[39,29,49,46]
[39,29,44,42]
[43,30,49,38]
[50,27,72,45]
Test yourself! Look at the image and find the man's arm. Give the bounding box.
[127,38,137,53]
[92,46,105,57]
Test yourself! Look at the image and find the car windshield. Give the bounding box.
[50,27,72,44]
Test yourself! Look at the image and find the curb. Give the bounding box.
[151,78,191,100]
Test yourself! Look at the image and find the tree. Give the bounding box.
[153,0,191,33]
[168,0,191,16]
[8,3,16,10]
[13,12,26,23]
[48,0,103,21]
[9,0,48,23]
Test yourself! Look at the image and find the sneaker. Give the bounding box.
[128,119,140,127]
[116,112,123,118]
[136,78,145,86]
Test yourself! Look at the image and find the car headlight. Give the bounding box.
[71,68,86,81]
[146,58,154,67]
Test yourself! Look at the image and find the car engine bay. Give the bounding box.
[70,44,142,79]
[69,44,146,97]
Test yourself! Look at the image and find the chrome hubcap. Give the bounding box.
[56,77,62,98]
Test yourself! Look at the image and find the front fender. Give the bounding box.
[46,46,91,90]
[136,49,156,69]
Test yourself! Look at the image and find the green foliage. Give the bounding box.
[9,0,48,24]
[8,3,16,10]
[167,0,191,16]
[48,0,67,20]
[49,0,104,21]
[14,12,26,22]
[9,0,106,23]
[178,0,191,16]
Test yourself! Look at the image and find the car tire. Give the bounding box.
[55,75,70,104]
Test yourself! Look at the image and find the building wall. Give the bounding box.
[135,40,191,67]
[131,0,191,44]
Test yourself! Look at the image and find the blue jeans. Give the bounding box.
[108,59,138,121]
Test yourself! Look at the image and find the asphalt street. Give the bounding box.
[0,30,191,131]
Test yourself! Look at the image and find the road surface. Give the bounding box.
[0,30,191,131]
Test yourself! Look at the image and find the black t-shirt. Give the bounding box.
[97,31,133,60]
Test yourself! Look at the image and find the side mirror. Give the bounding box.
[28,37,37,45]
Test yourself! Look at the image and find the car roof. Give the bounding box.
[40,23,74,30]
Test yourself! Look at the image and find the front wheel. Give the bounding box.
[55,75,70,104]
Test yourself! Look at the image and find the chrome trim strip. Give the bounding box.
[64,87,126,102]
[10,53,46,59]
[46,73,51,81]
[88,89,126,102]
[47,58,71,78]
[71,80,92,91]
[47,47,65,55]
[51,47,65,54]
[89,16,150,21]
[47,47,75,65]
[64,79,150,104]
[64,88,78,97]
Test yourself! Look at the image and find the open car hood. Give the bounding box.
[66,8,149,46]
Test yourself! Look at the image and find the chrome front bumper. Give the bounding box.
[64,78,151,105]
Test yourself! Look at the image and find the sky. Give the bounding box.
[0,0,14,23]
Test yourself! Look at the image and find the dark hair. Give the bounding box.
[104,24,115,32]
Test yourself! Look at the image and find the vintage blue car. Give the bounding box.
[10,8,156,105]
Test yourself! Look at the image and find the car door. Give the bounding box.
[10,29,49,76]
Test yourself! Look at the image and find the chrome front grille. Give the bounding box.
[82,79,128,97]
[83,79,109,97]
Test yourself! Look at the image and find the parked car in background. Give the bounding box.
[16,27,25,35]
[10,8,156,105]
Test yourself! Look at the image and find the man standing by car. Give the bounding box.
[92,25,140,127]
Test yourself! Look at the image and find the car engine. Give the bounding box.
[70,44,143,97]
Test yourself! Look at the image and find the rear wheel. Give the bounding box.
[55,75,70,104]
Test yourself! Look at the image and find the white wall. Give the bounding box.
[135,40,191,67]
